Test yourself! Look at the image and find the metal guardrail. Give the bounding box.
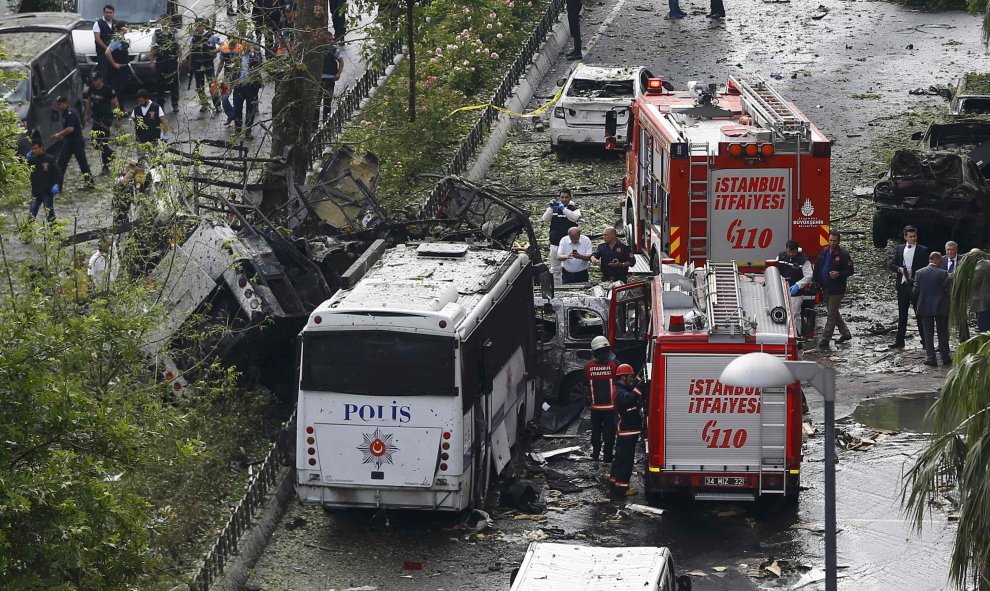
[421,0,567,218]
[187,414,295,591]
[307,37,405,168]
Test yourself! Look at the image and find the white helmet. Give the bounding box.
[591,336,610,351]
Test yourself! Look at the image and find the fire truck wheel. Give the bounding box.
[871,212,891,249]
[558,371,590,405]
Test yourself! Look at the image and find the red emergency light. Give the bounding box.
[726,78,741,95]
[646,78,665,94]
[668,315,685,332]
[726,142,775,158]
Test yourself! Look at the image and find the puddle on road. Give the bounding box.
[851,391,939,432]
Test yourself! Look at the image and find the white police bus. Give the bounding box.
[295,242,538,511]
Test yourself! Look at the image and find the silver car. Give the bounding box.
[549,64,653,150]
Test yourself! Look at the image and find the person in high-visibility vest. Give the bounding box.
[608,364,643,497]
[584,336,617,463]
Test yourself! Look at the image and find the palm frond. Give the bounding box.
[950,250,990,336]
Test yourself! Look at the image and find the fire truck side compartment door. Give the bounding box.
[708,168,791,264]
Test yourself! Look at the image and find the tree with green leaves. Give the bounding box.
[903,249,990,590]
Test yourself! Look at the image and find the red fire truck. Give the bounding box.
[607,261,803,502]
[608,75,831,269]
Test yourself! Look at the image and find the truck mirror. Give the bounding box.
[605,110,618,150]
[675,575,692,591]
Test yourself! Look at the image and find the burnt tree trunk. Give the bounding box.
[264,0,328,212]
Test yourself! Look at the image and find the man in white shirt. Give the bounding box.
[889,225,930,349]
[541,189,580,284]
[87,240,114,286]
[557,226,592,284]
[93,4,115,78]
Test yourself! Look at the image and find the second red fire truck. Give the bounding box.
[608,74,831,269]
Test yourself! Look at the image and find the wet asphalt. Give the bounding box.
[247,0,984,589]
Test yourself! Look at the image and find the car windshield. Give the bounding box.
[567,77,635,98]
[76,0,166,23]
[0,66,29,104]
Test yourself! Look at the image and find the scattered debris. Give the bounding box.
[499,480,547,514]
[687,570,708,577]
[764,560,783,577]
[527,445,581,464]
[811,4,829,19]
[462,509,491,532]
[852,186,873,197]
[524,529,549,542]
[536,403,585,434]
[803,421,816,435]
[713,566,728,572]
[626,503,666,517]
[403,561,424,570]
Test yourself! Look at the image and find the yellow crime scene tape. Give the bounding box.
[448,80,567,119]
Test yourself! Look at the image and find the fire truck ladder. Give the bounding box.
[759,388,788,497]
[730,75,810,139]
[687,142,711,261]
[705,261,745,336]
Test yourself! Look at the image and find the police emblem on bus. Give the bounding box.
[358,428,399,469]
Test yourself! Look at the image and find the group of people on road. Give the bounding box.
[584,335,644,497]
[26,1,348,224]
[543,189,636,285]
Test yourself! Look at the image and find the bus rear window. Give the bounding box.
[301,331,456,396]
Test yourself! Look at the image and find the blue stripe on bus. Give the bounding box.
[492,402,506,428]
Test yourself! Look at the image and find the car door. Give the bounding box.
[608,281,650,372]
[30,62,59,149]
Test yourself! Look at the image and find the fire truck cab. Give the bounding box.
[609,260,803,503]
[613,75,831,270]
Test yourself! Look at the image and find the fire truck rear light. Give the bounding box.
[440,463,448,471]
[648,466,661,473]
[165,371,174,381]
[553,106,564,119]
[760,143,775,156]
[668,315,685,332]
[313,315,322,324]
[442,442,450,450]
[443,431,451,440]
[812,141,832,157]
[646,78,664,94]
[306,426,314,434]
[308,458,316,466]
[173,381,182,391]
[307,447,316,455]
[238,276,247,288]
[441,452,449,460]
[439,320,447,328]
[727,143,743,157]
[662,258,675,265]
[306,436,315,445]
[726,78,740,94]
[744,143,759,157]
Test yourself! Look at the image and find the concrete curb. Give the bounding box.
[465,13,571,182]
[212,468,295,591]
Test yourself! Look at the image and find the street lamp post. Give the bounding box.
[719,352,837,591]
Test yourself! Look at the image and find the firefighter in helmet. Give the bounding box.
[585,335,618,463]
[608,364,642,496]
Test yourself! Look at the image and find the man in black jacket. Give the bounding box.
[27,138,61,223]
[889,225,930,349]
[814,230,855,349]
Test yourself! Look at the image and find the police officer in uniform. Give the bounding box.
[316,31,344,123]
[83,71,120,175]
[541,188,580,284]
[188,19,222,113]
[27,137,61,223]
[151,16,181,112]
[132,89,170,147]
[608,364,642,497]
[104,21,131,99]
[584,336,618,463]
[53,96,94,188]
[777,239,813,336]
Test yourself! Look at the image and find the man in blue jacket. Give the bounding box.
[814,230,855,349]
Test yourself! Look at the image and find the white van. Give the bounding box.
[509,542,692,591]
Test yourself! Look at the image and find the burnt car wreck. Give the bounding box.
[873,120,990,249]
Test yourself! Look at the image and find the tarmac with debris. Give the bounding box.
[245,0,983,589]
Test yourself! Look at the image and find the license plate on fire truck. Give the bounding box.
[704,476,744,487]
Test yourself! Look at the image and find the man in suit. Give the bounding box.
[814,230,855,349]
[913,251,951,367]
[889,225,930,349]
[940,240,969,341]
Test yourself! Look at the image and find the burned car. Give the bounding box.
[950,73,990,117]
[873,149,990,249]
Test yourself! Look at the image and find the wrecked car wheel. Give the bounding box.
[558,371,589,405]
[872,212,891,248]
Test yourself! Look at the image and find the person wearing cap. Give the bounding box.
[132,89,169,146]
[104,21,131,99]
[608,364,642,497]
[83,71,120,175]
[53,96,94,189]
[584,335,618,463]
[316,30,344,123]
